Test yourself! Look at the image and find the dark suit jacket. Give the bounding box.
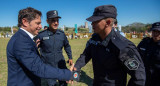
[7,29,71,86]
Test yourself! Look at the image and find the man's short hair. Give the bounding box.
[104,18,116,26]
[18,7,42,27]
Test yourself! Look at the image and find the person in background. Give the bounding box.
[73,5,146,86]
[34,10,73,86]
[137,22,160,86]
[113,19,125,37]
[44,26,48,30]
[113,19,118,32]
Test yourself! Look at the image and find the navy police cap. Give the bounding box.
[86,5,117,22]
[47,10,61,19]
[150,22,160,31]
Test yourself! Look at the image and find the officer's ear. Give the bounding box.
[22,18,29,27]
[105,20,111,27]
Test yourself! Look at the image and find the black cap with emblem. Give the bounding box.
[86,5,117,22]
[47,10,61,19]
[150,22,160,31]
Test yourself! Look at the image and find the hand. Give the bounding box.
[66,63,74,84]
[73,67,77,71]
[35,39,40,47]
[68,59,73,66]
[69,63,74,71]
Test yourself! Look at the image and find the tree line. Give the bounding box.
[122,22,152,33]
[0,22,152,33]
[0,26,19,32]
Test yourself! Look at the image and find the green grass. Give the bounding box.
[0,38,142,86]
[0,38,9,86]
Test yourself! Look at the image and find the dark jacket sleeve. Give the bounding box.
[63,33,72,59]
[121,42,146,86]
[13,38,72,81]
[74,41,92,71]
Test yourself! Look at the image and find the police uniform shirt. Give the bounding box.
[74,29,146,86]
[34,28,72,67]
[137,37,160,86]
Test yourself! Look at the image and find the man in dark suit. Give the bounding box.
[6,7,78,86]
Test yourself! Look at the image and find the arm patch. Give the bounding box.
[121,49,140,70]
[71,71,81,81]
[124,58,139,70]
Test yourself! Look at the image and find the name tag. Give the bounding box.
[43,37,49,40]
[140,47,146,51]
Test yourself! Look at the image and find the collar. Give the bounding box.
[100,29,113,47]
[20,28,34,39]
[47,28,60,36]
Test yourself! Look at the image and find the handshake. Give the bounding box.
[67,63,80,84]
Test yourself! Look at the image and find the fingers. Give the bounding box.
[71,81,74,84]
[69,63,74,71]
[36,42,40,47]
[73,67,77,71]
[69,60,73,66]
[66,80,74,84]
[36,39,40,47]
[36,39,40,43]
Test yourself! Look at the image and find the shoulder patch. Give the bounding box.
[124,49,140,70]
[124,58,139,70]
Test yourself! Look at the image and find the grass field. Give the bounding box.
[0,38,142,86]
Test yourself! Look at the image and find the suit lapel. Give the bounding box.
[18,29,39,52]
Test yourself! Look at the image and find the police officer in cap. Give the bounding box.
[35,10,73,86]
[137,22,160,86]
[73,5,146,86]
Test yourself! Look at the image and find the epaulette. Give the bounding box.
[58,29,64,33]
[142,37,152,44]
[38,29,47,34]
[111,31,128,50]
[111,36,128,51]
[142,37,151,41]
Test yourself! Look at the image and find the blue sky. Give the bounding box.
[0,0,160,28]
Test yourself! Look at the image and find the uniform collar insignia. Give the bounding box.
[140,47,146,51]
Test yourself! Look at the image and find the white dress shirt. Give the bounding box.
[20,28,34,40]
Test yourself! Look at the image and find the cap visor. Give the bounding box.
[86,16,104,22]
[151,28,160,31]
[48,16,61,19]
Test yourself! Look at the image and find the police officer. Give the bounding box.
[73,5,146,86]
[35,10,73,86]
[137,22,160,86]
